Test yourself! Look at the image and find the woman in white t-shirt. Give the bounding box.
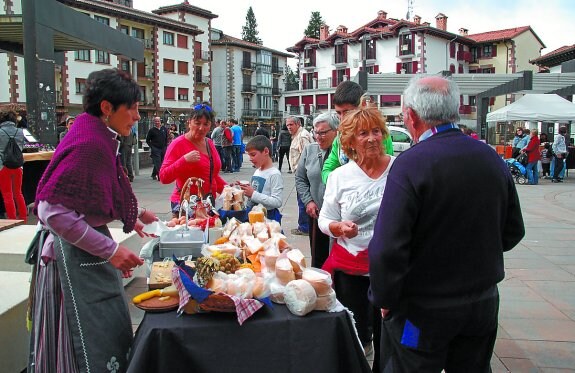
[318,107,395,361]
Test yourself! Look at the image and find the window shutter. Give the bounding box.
[343,44,348,63]
[373,65,379,74]
[458,64,463,73]
[411,32,415,52]
[450,64,455,73]
[345,68,350,80]
[332,70,337,87]
[489,97,495,105]
[396,63,402,74]
[412,61,418,73]
[460,95,464,105]
[492,45,497,57]
[450,42,456,58]
[302,74,307,88]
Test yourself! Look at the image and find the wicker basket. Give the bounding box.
[199,293,236,313]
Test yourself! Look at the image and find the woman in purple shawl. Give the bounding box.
[28,69,157,373]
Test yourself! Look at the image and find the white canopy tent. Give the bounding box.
[486,94,575,122]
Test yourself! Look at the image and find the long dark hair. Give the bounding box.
[83,69,141,116]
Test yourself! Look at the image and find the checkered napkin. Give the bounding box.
[229,295,264,325]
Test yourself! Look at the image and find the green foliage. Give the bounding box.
[304,11,324,39]
[284,65,299,91]
[241,7,262,45]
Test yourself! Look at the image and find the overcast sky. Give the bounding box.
[135,0,573,65]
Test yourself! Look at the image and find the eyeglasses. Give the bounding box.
[193,103,212,112]
[313,129,334,137]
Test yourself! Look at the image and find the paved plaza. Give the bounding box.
[119,156,575,372]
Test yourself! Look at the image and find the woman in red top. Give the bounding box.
[521,128,541,185]
[160,103,227,216]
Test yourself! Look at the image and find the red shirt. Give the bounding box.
[160,135,227,203]
[524,135,541,163]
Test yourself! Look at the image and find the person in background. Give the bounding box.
[29,68,158,372]
[160,103,227,216]
[277,124,292,172]
[0,104,27,221]
[551,126,568,183]
[521,128,541,185]
[238,135,283,222]
[254,121,270,138]
[368,75,524,372]
[119,125,137,182]
[270,123,279,161]
[230,119,243,172]
[211,119,225,165]
[287,116,313,236]
[539,132,548,144]
[146,116,168,181]
[58,116,75,143]
[318,107,395,369]
[541,142,553,178]
[295,112,339,268]
[321,81,394,184]
[221,119,234,173]
[511,127,525,159]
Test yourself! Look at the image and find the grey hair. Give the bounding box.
[403,75,460,125]
[313,112,339,131]
[285,116,301,126]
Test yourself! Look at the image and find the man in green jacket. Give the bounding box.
[321,81,394,184]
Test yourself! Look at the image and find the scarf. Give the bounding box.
[35,113,138,233]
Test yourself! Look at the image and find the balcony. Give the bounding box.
[241,109,259,118]
[241,61,256,71]
[194,50,211,62]
[271,111,283,119]
[272,87,282,96]
[144,67,154,79]
[459,105,473,115]
[136,38,154,50]
[196,75,210,85]
[55,90,63,105]
[241,85,257,94]
[457,51,472,63]
[272,66,284,75]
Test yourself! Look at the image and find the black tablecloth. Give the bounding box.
[127,305,370,373]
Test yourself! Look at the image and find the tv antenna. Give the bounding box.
[406,0,414,20]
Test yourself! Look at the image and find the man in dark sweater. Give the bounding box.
[368,75,525,372]
[146,116,168,180]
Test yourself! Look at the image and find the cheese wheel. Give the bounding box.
[302,267,333,296]
[314,289,337,311]
[284,279,317,316]
[269,280,286,304]
[275,257,295,285]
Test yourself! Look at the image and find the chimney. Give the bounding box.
[413,15,421,25]
[435,13,447,31]
[336,25,348,34]
[458,27,468,36]
[378,10,387,19]
[319,24,330,40]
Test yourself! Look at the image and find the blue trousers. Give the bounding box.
[232,145,242,171]
[526,161,539,185]
[296,193,309,233]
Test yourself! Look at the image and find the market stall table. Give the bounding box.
[127,305,370,373]
[0,219,24,232]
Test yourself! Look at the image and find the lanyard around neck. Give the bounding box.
[418,123,458,142]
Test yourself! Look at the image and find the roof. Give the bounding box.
[467,26,545,47]
[211,34,294,58]
[530,45,575,67]
[152,1,218,20]
[58,0,202,35]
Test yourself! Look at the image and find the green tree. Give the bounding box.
[241,7,262,45]
[304,11,324,39]
[284,64,299,91]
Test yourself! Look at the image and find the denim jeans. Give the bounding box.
[232,145,242,171]
[296,193,309,233]
[525,161,539,185]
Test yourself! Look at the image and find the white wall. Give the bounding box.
[211,46,228,119]
[0,54,10,103]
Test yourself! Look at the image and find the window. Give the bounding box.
[242,51,252,69]
[120,59,130,73]
[366,39,377,60]
[389,129,411,143]
[163,59,175,73]
[164,86,175,100]
[303,72,314,90]
[139,86,147,103]
[304,48,315,67]
[243,97,250,110]
[75,78,87,94]
[177,34,188,49]
[449,42,456,58]
[178,61,188,75]
[334,44,347,64]
[74,50,90,61]
[178,88,189,101]
[400,33,413,55]
[120,25,129,35]
[335,69,346,86]
[482,67,495,74]
[94,15,110,26]
[163,31,174,46]
[483,44,493,58]
[469,96,476,106]
[131,27,144,39]
[96,50,110,64]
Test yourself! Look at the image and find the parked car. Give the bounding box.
[388,125,413,154]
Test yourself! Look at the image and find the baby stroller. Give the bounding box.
[505,154,528,184]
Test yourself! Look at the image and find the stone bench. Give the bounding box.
[0,225,148,372]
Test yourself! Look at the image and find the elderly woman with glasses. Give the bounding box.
[295,113,339,268]
[160,103,227,218]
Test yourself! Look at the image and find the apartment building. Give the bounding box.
[211,30,292,134]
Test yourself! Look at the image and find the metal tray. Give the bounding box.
[159,228,205,258]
